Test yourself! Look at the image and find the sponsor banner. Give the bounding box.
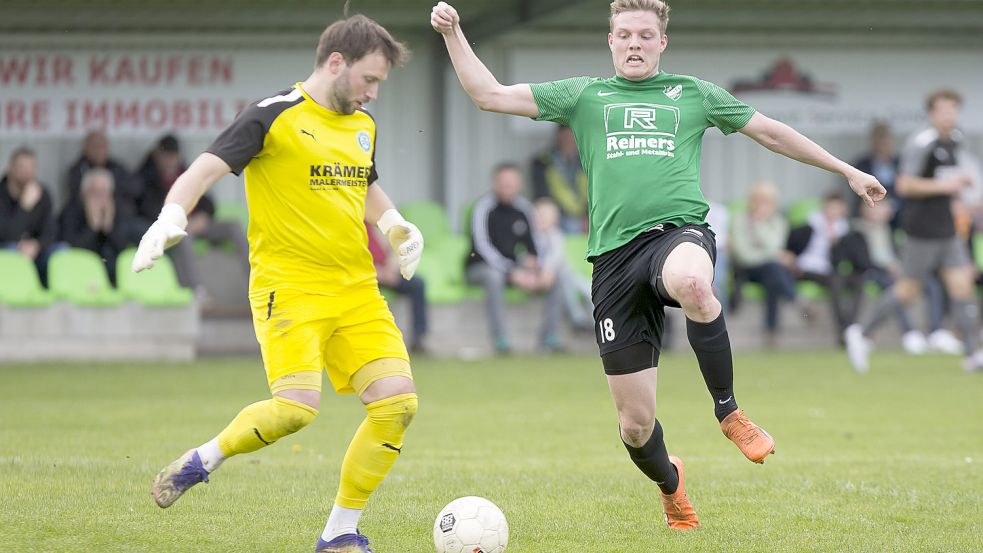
[0,50,309,136]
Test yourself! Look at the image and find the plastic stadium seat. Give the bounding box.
[215,200,249,230]
[47,248,123,307]
[786,198,821,228]
[117,248,194,306]
[414,234,473,304]
[399,201,451,246]
[0,250,54,307]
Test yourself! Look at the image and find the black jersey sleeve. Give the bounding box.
[207,88,303,175]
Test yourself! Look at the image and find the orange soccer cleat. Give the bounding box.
[720,409,775,464]
[660,456,700,530]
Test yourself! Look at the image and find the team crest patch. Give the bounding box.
[663,84,682,101]
[357,130,372,153]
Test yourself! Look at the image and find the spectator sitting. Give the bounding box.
[531,125,587,233]
[365,221,429,353]
[533,198,593,330]
[467,163,565,354]
[731,182,808,347]
[0,147,58,286]
[58,168,131,286]
[64,130,143,244]
[786,192,866,343]
[135,134,249,301]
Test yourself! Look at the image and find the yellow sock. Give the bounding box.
[216,396,318,457]
[336,393,418,509]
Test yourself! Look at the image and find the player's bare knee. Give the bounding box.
[675,274,716,316]
[619,416,655,447]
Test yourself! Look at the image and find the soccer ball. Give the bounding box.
[433,496,509,553]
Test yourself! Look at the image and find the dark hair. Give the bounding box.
[315,14,409,68]
[157,134,180,153]
[9,146,36,164]
[925,89,963,112]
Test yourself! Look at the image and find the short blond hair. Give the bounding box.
[610,0,670,33]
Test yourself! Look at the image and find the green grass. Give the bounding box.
[1,351,981,552]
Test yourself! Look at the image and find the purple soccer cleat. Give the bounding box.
[315,531,373,553]
[151,449,209,508]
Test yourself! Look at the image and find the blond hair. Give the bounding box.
[610,0,670,33]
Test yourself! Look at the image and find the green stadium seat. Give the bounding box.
[48,248,123,306]
[116,248,194,306]
[415,234,473,304]
[215,200,249,230]
[563,233,592,279]
[399,201,451,246]
[0,250,54,307]
[786,198,821,227]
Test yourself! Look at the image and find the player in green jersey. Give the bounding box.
[432,0,886,530]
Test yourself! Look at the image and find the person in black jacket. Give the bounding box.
[0,147,58,286]
[58,168,131,285]
[466,162,564,353]
[134,134,249,296]
[64,130,144,244]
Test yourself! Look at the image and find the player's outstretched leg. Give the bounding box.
[622,419,700,530]
[663,240,775,464]
[151,395,317,508]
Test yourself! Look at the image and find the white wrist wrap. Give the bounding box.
[159,203,188,230]
[376,208,405,235]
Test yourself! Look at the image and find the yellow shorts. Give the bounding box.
[250,286,410,395]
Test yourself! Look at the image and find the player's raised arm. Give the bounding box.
[431,2,538,117]
[739,112,887,207]
[131,152,230,272]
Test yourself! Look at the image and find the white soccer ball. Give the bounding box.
[433,496,509,553]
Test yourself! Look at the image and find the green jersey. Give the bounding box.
[530,72,755,258]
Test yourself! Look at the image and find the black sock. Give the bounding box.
[622,419,678,494]
[686,313,737,422]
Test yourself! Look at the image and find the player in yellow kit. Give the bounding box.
[133,15,422,553]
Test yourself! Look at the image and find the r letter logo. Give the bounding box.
[604,103,679,160]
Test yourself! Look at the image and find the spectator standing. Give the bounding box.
[853,122,903,226]
[531,125,587,233]
[847,89,983,372]
[467,163,564,353]
[0,148,58,286]
[533,198,593,329]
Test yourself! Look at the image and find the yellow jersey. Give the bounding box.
[207,83,379,296]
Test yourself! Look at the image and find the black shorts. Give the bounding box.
[590,223,717,375]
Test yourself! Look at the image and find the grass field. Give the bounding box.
[1,351,981,552]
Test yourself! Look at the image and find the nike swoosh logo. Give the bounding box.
[718,396,733,404]
[596,91,618,97]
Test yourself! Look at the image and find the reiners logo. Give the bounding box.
[604,102,678,160]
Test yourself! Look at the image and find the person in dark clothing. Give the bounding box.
[58,168,131,285]
[853,121,903,227]
[530,125,587,233]
[846,89,983,373]
[64,130,144,244]
[134,134,249,296]
[0,147,58,286]
[467,162,564,353]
